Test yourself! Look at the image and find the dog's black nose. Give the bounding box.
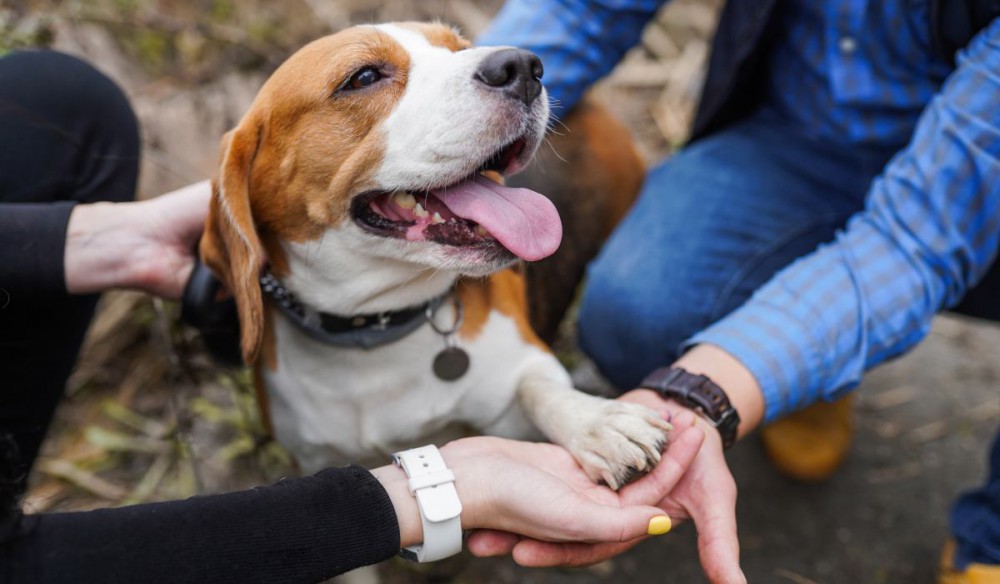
[474,48,543,106]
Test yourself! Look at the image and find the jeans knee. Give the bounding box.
[578,262,709,390]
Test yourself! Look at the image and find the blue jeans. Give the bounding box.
[576,107,1000,566]
[952,430,1000,567]
[579,107,895,386]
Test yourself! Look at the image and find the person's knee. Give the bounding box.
[578,258,709,390]
[2,51,140,203]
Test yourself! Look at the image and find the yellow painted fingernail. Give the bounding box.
[647,515,672,535]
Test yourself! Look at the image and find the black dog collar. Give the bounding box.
[259,271,448,350]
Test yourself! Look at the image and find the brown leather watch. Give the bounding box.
[638,367,741,449]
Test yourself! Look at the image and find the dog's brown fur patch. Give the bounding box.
[456,270,547,351]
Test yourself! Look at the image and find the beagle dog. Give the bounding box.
[200,22,668,489]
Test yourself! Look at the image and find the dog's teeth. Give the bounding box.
[431,212,445,225]
[413,203,429,218]
[475,225,488,236]
[394,192,416,210]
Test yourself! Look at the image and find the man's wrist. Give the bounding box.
[672,343,765,440]
[638,367,741,448]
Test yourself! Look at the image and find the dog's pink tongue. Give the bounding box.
[431,174,562,261]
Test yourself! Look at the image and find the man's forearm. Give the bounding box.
[685,17,1000,424]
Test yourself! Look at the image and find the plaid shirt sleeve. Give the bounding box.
[476,0,664,116]
[688,17,1000,423]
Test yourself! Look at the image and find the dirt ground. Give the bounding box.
[3,1,998,582]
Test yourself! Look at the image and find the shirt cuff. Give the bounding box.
[683,300,828,424]
[0,202,77,297]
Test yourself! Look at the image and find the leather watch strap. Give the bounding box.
[639,367,741,449]
[393,445,463,562]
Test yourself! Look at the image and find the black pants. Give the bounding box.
[0,50,140,520]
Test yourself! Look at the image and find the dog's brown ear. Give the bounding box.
[201,125,265,364]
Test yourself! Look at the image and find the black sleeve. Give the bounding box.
[0,203,77,297]
[0,465,401,584]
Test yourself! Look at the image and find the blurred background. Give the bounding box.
[1,1,997,582]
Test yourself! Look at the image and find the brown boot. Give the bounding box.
[939,540,1000,584]
[760,395,854,482]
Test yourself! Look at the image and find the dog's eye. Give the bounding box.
[345,67,382,90]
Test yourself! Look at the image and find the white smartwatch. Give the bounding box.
[392,445,463,562]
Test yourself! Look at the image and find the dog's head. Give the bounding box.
[201,22,560,362]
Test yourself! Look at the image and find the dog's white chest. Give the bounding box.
[262,305,552,471]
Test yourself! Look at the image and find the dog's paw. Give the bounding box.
[569,399,672,490]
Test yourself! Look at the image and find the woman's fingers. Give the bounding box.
[466,530,520,557]
[511,538,640,568]
[560,500,672,544]
[620,422,704,506]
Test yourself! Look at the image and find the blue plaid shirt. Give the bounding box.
[479,2,1000,422]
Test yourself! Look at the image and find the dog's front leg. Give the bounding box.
[516,361,672,490]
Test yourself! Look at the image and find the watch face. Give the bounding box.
[716,408,740,449]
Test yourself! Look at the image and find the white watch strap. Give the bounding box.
[392,445,463,562]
